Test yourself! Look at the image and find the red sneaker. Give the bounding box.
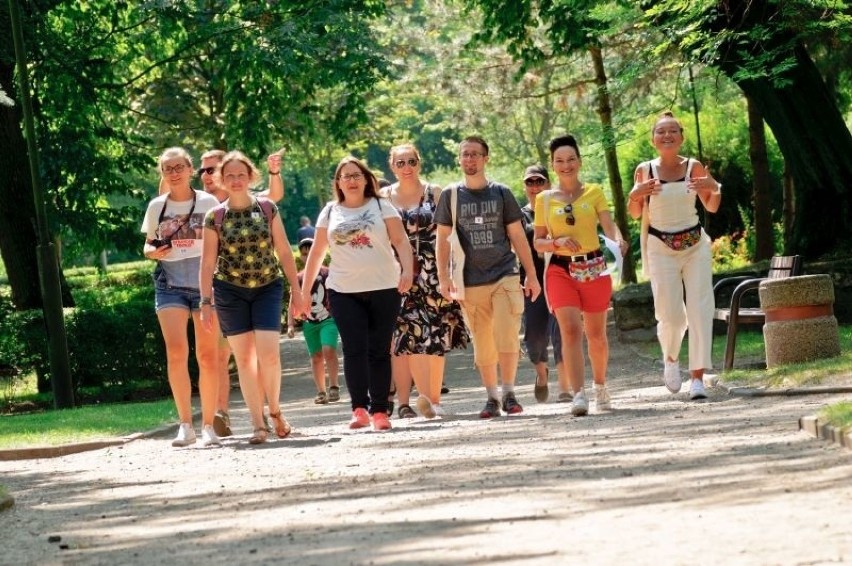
[371,411,392,431]
[349,408,370,429]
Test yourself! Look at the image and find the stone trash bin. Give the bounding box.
[759,274,841,368]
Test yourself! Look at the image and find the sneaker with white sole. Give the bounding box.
[571,390,589,416]
[663,360,682,393]
[171,422,196,447]
[201,425,222,447]
[433,403,447,416]
[689,378,708,400]
[595,384,611,411]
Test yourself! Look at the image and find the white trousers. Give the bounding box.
[646,234,714,371]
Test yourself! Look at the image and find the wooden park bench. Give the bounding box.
[713,255,803,370]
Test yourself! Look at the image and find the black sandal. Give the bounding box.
[397,404,416,419]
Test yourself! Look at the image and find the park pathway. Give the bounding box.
[1,324,851,565]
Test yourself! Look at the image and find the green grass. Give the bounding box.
[633,326,852,389]
[819,401,852,431]
[0,399,176,449]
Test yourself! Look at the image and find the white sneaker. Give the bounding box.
[416,396,437,419]
[571,390,589,416]
[689,379,708,400]
[663,360,683,394]
[201,425,222,447]
[595,385,611,411]
[171,423,196,447]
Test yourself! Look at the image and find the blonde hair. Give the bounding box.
[217,150,262,187]
[200,149,226,162]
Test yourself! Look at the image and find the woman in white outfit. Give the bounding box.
[628,112,722,400]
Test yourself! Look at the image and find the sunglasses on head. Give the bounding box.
[524,177,546,187]
[563,204,575,226]
[197,166,216,175]
[394,158,419,168]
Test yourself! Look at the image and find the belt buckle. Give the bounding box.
[570,253,585,262]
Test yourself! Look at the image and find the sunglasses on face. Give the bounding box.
[563,204,575,226]
[524,178,546,187]
[394,158,419,168]
[197,166,216,176]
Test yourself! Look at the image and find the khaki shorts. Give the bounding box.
[460,275,524,367]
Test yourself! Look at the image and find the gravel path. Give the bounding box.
[2,326,851,565]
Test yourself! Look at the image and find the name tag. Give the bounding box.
[252,212,261,220]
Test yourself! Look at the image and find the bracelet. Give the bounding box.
[199,297,212,306]
[269,171,281,176]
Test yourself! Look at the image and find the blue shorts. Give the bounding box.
[303,318,339,355]
[153,263,201,313]
[213,278,283,337]
[155,286,201,313]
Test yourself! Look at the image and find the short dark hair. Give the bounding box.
[548,134,581,160]
[461,135,489,156]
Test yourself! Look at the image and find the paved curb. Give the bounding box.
[0,415,193,462]
[799,415,852,450]
[719,383,852,397]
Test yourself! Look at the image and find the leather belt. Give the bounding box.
[550,249,603,265]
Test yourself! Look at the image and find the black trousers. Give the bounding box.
[329,287,401,414]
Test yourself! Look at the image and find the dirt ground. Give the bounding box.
[1,324,851,566]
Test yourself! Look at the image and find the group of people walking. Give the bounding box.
[143,111,722,447]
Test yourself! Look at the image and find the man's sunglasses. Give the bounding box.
[524,178,547,187]
[197,166,216,176]
[563,204,575,226]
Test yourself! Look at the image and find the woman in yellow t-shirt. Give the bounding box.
[533,134,627,416]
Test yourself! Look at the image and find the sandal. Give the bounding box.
[314,390,329,405]
[397,404,416,419]
[268,411,292,439]
[249,427,267,445]
[328,385,340,402]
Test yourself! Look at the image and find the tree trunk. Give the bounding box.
[589,46,636,283]
[730,45,852,258]
[746,96,774,261]
[0,60,43,310]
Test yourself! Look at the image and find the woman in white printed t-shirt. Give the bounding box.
[141,147,222,448]
[628,112,722,401]
[300,156,414,432]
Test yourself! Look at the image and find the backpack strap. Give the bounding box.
[256,197,276,223]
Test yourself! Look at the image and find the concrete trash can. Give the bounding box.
[759,274,840,368]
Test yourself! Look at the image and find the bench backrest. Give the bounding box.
[767,255,803,280]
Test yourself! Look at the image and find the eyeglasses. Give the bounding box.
[162,164,187,175]
[197,166,216,176]
[524,178,546,187]
[394,158,419,168]
[563,204,575,226]
[339,173,364,182]
[460,152,484,159]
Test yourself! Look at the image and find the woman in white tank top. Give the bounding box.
[627,112,722,400]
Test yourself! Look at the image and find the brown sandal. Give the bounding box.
[249,427,268,445]
[268,411,292,439]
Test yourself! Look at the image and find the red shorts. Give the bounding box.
[545,264,612,312]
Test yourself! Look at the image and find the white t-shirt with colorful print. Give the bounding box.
[317,197,402,293]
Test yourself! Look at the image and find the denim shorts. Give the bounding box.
[155,285,201,313]
[153,263,201,313]
[213,278,283,337]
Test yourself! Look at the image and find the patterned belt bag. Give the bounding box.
[648,223,702,251]
[551,251,606,283]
